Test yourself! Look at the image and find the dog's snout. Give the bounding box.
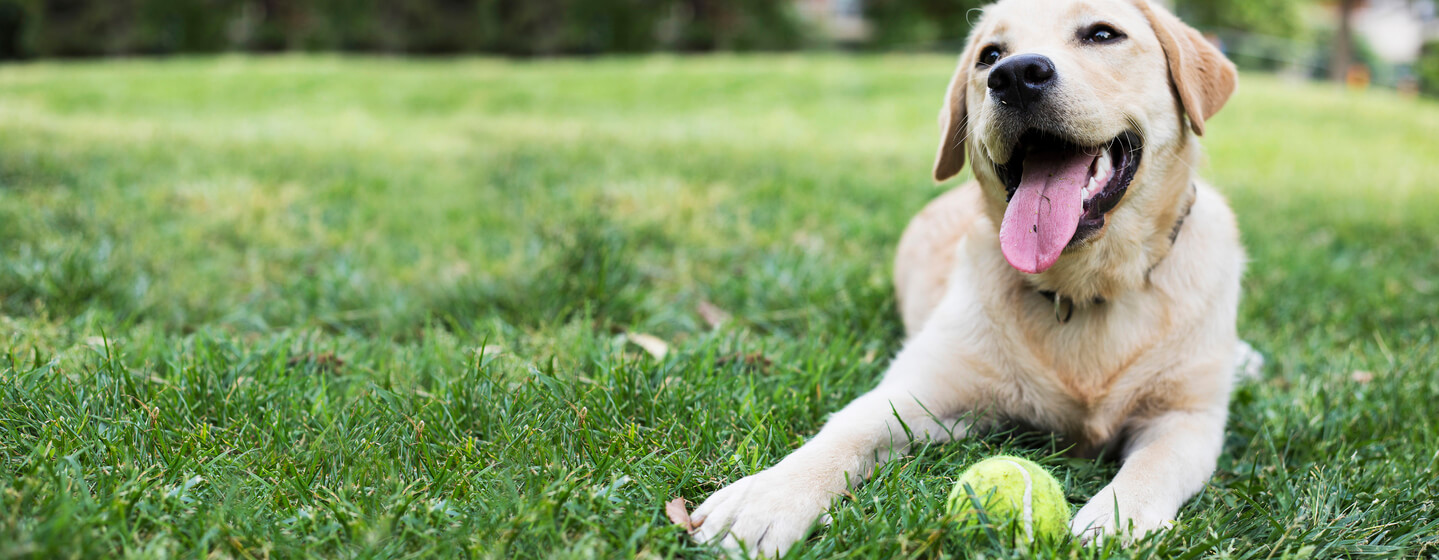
[987,54,1056,111]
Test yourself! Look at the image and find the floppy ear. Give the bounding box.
[932,32,985,182]
[1135,0,1237,136]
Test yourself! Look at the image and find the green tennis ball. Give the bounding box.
[947,456,1071,544]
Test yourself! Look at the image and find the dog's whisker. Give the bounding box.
[951,113,972,150]
[1125,116,1150,147]
[1123,132,1141,155]
[949,111,972,145]
[965,8,985,26]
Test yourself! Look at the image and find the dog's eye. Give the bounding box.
[1082,24,1125,44]
[977,46,1003,67]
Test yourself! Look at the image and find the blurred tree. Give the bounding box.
[135,0,232,53]
[563,0,668,53]
[0,0,32,58]
[32,0,132,56]
[711,0,807,51]
[1318,0,1422,84]
[474,0,670,55]
[313,0,385,51]
[1173,0,1306,38]
[1329,0,1361,81]
[0,0,808,57]
[387,0,480,53]
[863,0,984,49]
[1418,39,1439,95]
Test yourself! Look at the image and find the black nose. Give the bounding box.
[987,54,1056,111]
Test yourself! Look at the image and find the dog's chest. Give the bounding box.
[991,295,1175,445]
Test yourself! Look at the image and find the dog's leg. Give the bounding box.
[691,333,976,557]
[1070,408,1227,542]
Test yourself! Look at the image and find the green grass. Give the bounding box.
[0,54,1436,558]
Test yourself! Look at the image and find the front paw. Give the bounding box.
[690,467,835,557]
[1069,487,1175,544]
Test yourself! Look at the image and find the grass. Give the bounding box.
[0,54,1436,558]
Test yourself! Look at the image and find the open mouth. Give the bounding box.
[993,129,1143,274]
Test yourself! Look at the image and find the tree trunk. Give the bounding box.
[1330,0,1359,82]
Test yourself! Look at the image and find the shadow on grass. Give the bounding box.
[433,212,653,333]
[0,236,145,322]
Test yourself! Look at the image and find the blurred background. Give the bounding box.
[1,0,1437,95]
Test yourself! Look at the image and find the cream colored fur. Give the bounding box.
[691,0,1244,555]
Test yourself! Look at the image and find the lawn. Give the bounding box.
[0,54,1436,558]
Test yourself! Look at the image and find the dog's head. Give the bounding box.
[933,0,1236,276]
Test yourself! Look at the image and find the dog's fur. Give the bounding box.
[692,0,1242,555]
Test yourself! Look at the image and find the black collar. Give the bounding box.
[1038,183,1196,324]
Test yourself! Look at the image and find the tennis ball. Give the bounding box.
[947,456,1070,543]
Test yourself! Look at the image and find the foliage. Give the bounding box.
[1419,40,1439,96]
[0,0,808,58]
[1308,27,1390,83]
[0,0,31,57]
[1,55,1438,557]
[863,0,984,49]
[1173,0,1306,39]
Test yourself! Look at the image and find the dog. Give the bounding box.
[690,0,1243,555]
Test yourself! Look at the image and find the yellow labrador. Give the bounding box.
[692,0,1243,555]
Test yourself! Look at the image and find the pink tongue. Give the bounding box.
[998,150,1097,274]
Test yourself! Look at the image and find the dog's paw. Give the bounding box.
[1069,487,1175,545]
[691,467,834,557]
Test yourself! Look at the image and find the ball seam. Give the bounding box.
[997,458,1034,542]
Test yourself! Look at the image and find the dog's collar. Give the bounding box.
[1037,290,1101,323]
[1039,182,1197,324]
[1147,182,1198,278]
[1167,183,1198,245]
